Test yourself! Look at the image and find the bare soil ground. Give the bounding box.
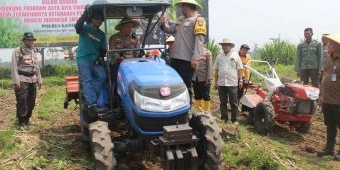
[0,88,339,170]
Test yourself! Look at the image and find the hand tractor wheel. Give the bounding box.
[247,108,255,124]
[253,101,275,135]
[79,90,91,150]
[189,112,224,170]
[89,121,117,170]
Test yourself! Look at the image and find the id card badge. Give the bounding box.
[331,73,337,82]
[331,66,337,82]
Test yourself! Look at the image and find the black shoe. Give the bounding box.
[317,149,334,157]
[89,106,108,113]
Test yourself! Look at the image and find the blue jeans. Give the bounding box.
[78,60,107,107]
[218,86,238,122]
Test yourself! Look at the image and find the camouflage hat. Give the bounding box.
[22,32,36,41]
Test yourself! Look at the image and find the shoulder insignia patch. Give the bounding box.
[194,17,207,35]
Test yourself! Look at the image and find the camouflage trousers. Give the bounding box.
[14,82,36,124]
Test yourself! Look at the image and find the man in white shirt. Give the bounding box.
[214,38,243,124]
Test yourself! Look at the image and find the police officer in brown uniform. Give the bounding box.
[192,46,213,112]
[109,18,140,62]
[109,18,140,105]
[11,32,42,131]
[317,33,340,160]
[159,0,206,105]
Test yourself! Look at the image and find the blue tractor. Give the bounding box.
[76,1,224,169]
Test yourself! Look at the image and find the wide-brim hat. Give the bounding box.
[115,18,140,31]
[22,32,36,41]
[166,36,175,43]
[324,33,340,45]
[175,0,203,11]
[219,38,235,47]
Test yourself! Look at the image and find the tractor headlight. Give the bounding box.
[306,90,319,100]
[134,90,189,112]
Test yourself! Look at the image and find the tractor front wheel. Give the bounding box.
[189,112,224,170]
[253,101,275,134]
[89,121,117,170]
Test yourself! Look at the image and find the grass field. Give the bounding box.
[0,65,339,170]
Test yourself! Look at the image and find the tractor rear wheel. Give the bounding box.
[89,121,117,170]
[79,90,91,150]
[189,112,224,170]
[253,101,275,134]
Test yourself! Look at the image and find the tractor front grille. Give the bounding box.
[287,99,317,115]
[133,109,188,132]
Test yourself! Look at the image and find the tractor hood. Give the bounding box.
[119,59,184,87]
[282,83,320,100]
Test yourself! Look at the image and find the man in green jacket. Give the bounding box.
[295,27,323,87]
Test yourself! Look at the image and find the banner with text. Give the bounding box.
[0,0,92,47]
[0,0,208,48]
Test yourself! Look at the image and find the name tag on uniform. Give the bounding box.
[331,66,337,82]
[331,73,337,82]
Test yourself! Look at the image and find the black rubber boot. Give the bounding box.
[317,126,336,157]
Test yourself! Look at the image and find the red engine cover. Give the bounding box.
[285,83,319,100]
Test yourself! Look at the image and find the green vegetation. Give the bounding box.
[205,39,220,59]
[0,84,94,169]
[254,38,296,65]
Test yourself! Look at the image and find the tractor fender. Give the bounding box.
[241,94,263,109]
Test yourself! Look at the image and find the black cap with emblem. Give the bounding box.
[22,32,37,41]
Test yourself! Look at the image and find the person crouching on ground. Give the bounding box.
[11,32,42,131]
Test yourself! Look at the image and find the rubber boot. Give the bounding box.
[203,100,211,113]
[317,125,336,157]
[194,100,203,112]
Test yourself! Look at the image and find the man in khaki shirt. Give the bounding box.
[11,32,42,131]
[317,33,340,160]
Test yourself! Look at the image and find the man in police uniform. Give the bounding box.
[317,33,340,160]
[109,18,140,62]
[159,0,206,105]
[109,18,140,106]
[295,27,323,87]
[192,46,213,113]
[11,32,42,131]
